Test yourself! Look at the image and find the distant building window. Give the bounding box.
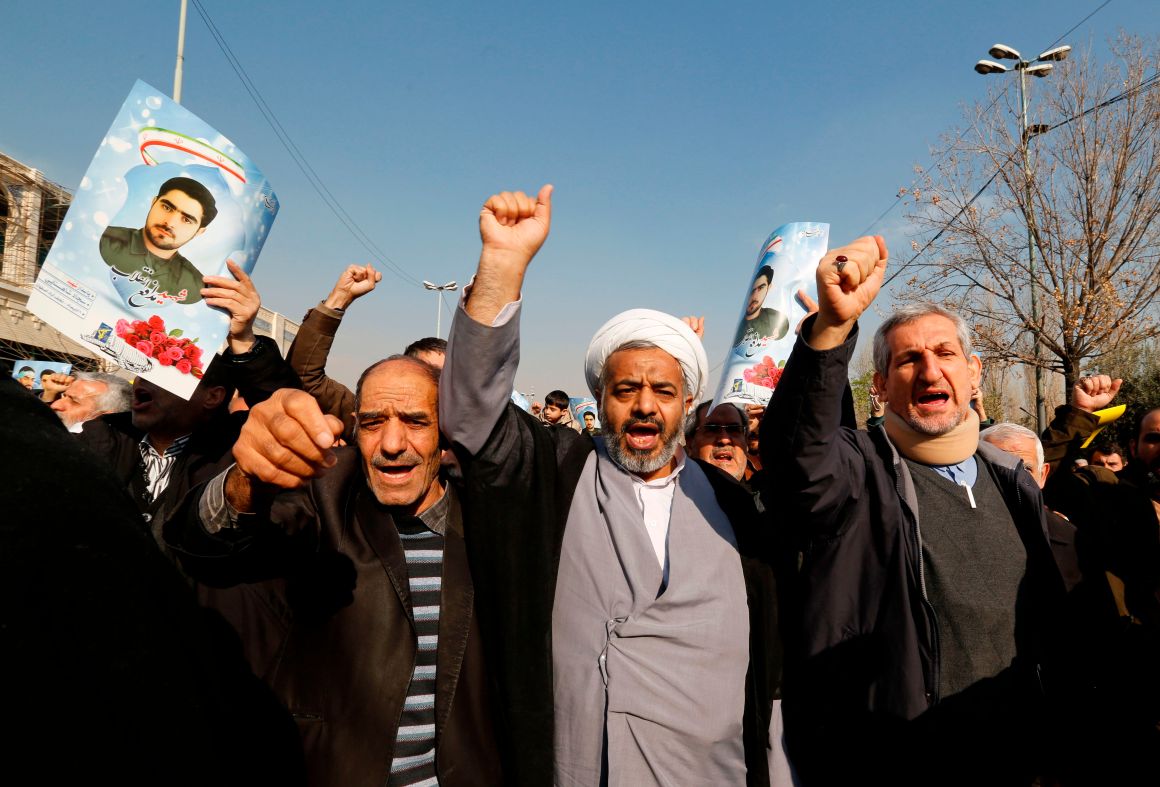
[37,198,67,269]
[253,317,272,334]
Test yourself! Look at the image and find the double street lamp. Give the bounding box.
[975,42,1071,432]
[423,280,458,339]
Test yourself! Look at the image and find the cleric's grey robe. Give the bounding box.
[552,440,750,786]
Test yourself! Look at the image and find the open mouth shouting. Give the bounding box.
[131,385,155,413]
[711,447,738,463]
[624,419,662,453]
[371,457,419,485]
[914,389,952,414]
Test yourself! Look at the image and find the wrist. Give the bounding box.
[806,313,856,351]
[323,291,353,310]
[228,327,258,355]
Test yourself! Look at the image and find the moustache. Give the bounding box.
[371,452,422,469]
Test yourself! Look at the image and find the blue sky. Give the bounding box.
[4,1,1156,398]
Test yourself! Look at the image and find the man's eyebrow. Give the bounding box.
[356,410,384,421]
[160,198,200,224]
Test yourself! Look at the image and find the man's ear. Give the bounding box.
[201,385,228,411]
[1039,462,1052,487]
[968,353,983,389]
[872,371,887,401]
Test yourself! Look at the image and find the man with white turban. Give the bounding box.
[440,185,782,786]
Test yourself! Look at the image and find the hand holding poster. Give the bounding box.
[27,80,278,399]
[713,222,829,407]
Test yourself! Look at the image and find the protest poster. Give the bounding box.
[712,222,828,407]
[569,397,600,431]
[27,80,278,399]
[511,389,532,412]
[11,360,72,391]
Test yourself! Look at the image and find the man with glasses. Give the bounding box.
[687,401,749,482]
[48,372,131,433]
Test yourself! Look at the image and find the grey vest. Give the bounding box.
[905,458,1026,698]
[552,442,750,786]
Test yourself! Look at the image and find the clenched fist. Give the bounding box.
[226,388,345,511]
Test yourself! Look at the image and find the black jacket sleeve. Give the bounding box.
[215,334,303,407]
[760,316,870,540]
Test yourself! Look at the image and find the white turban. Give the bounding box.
[584,309,709,413]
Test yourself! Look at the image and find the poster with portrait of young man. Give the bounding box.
[27,80,278,399]
[713,222,828,407]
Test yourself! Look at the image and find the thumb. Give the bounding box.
[323,414,345,440]
[535,184,553,226]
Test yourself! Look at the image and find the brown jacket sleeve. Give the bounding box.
[1040,404,1100,471]
[286,304,356,440]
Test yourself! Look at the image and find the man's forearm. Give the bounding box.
[439,294,521,456]
[463,257,526,326]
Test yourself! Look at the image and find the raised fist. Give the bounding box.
[232,388,345,493]
[479,185,553,271]
[1072,374,1122,413]
[325,263,382,310]
[808,236,888,350]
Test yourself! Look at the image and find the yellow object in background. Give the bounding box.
[1080,404,1127,449]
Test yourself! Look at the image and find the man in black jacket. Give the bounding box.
[762,236,1065,785]
[76,263,299,548]
[438,186,782,786]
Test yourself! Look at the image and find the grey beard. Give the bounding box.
[904,404,966,436]
[599,405,682,475]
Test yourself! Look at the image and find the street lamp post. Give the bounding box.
[422,280,458,339]
[975,42,1070,432]
[173,0,188,103]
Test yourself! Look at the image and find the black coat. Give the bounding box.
[0,377,302,786]
[454,402,782,787]
[760,320,1066,785]
[164,452,503,787]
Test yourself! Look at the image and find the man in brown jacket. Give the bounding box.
[165,355,502,786]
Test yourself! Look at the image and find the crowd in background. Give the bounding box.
[1,185,1157,787]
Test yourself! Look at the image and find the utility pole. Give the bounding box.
[975,42,1070,431]
[173,0,188,103]
[422,280,458,339]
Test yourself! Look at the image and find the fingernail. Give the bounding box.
[316,432,333,448]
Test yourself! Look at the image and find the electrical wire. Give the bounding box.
[859,0,1114,237]
[882,70,1160,287]
[188,0,423,288]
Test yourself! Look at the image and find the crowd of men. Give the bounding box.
[2,184,1158,787]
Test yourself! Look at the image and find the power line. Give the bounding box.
[882,69,1160,287]
[187,0,423,288]
[859,0,1114,237]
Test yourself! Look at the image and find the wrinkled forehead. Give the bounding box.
[885,314,965,358]
[360,362,438,410]
[69,379,105,397]
[604,346,685,389]
[706,403,744,426]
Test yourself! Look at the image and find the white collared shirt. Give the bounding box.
[609,448,687,585]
